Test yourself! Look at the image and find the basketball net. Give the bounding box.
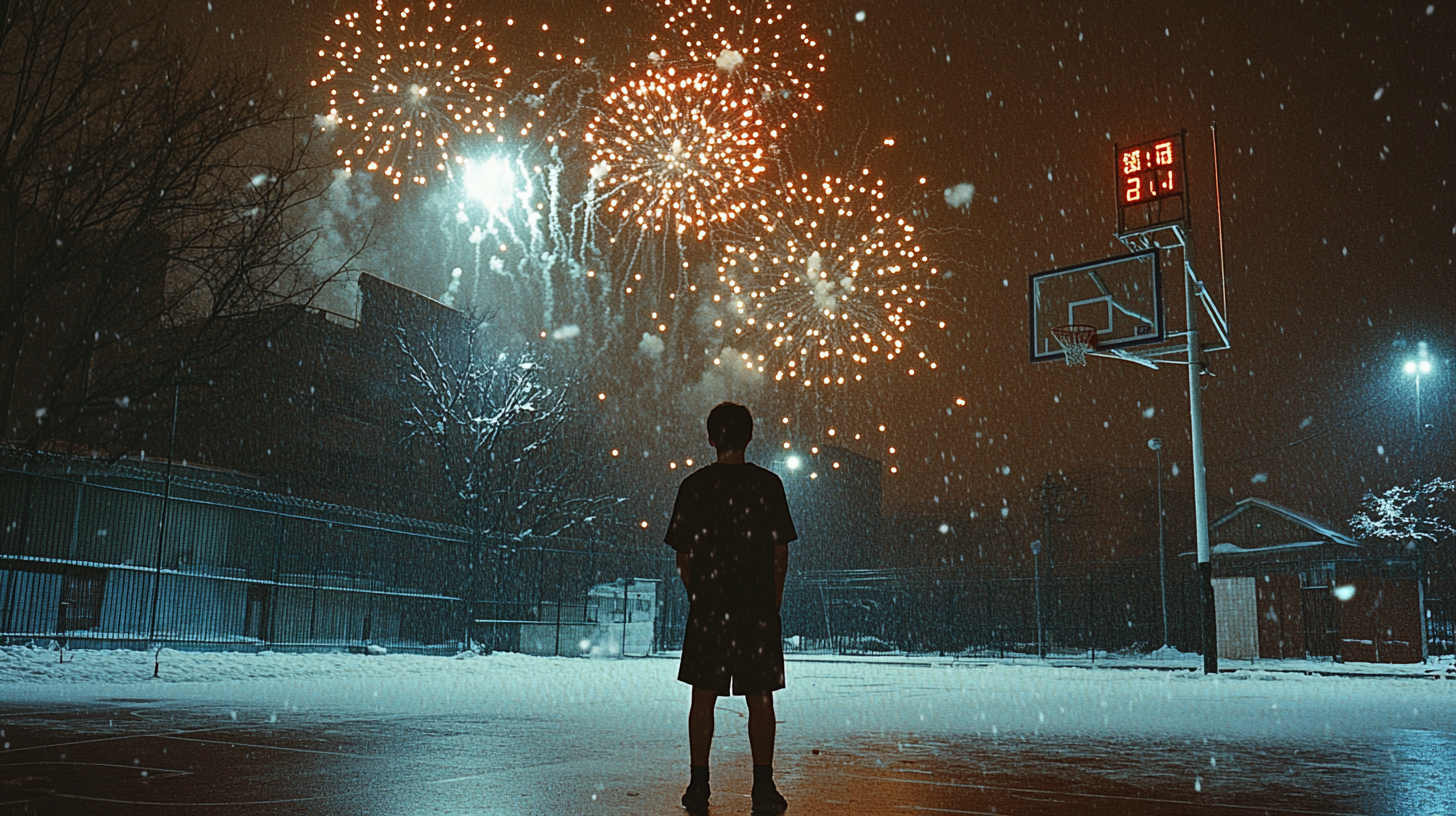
[1051,324,1099,366]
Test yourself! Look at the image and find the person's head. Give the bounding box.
[707,401,753,452]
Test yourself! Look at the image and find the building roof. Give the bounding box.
[1213,497,1359,548]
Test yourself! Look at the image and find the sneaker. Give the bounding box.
[681,782,710,814]
[751,784,787,815]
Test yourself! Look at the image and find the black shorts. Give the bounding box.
[677,606,785,696]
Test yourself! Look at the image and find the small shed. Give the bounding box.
[519,578,659,657]
[1200,498,1425,664]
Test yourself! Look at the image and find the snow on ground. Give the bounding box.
[2,645,1454,746]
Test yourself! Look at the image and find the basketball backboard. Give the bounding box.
[1029,250,1164,363]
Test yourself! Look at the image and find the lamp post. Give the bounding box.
[1030,538,1044,659]
[1402,343,1433,485]
[1402,344,1435,660]
[1148,438,1168,649]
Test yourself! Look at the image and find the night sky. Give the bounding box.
[177,0,1453,532]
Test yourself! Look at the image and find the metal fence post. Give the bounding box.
[147,368,181,643]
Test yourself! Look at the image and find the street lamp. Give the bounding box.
[1402,343,1434,485]
[1148,438,1168,649]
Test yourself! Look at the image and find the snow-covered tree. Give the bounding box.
[394,317,624,549]
[1348,478,1456,546]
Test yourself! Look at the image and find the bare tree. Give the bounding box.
[0,1,357,447]
[395,316,626,548]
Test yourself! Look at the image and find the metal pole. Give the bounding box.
[1415,373,1423,485]
[1157,446,1168,648]
[1034,552,1044,659]
[1186,249,1217,675]
[148,366,182,642]
[1030,539,1044,659]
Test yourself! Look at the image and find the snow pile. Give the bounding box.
[0,644,494,685]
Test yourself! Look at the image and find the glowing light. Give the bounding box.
[786,455,802,470]
[463,157,516,211]
[315,2,505,190]
[639,520,649,528]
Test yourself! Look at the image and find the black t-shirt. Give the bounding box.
[665,462,797,615]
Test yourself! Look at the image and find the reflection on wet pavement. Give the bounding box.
[1,702,1453,815]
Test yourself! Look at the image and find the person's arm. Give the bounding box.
[677,550,693,595]
[773,544,788,610]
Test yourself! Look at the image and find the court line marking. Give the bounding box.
[0,724,263,755]
[895,807,1000,815]
[867,775,1370,816]
[159,735,374,759]
[0,760,191,778]
[46,792,334,807]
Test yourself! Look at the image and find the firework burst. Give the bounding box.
[314,1,509,196]
[650,0,824,131]
[714,170,944,388]
[585,66,768,245]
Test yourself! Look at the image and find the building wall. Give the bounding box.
[1255,573,1306,660]
[171,274,467,520]
[1213,577,1259,661]
[1339,577,1425,664]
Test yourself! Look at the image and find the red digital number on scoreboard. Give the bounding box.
[1118,135,1182,207]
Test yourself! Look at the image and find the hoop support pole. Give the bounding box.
[1184,237,1217,675]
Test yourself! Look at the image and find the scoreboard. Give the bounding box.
[1118,135,1182,206]
[1115,131,1187,236]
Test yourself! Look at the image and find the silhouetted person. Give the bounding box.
[666,402,796,814]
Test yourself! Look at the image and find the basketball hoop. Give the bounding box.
[1051,324,1099,366]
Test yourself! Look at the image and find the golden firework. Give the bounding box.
[715,170,942,388]
[313,1,506,196]
[651,0,824,135]
[586,66,768,241]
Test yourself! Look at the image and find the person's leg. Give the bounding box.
[746,692,786,812]
[683,686,718,812]
[689,686,719,767]
[745,692,776,765]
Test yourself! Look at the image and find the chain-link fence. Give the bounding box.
[778,563,1205,659]
[5,453,1444,661]
[1,455,470,653]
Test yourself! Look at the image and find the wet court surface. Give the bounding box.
[1,699,1453,815]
